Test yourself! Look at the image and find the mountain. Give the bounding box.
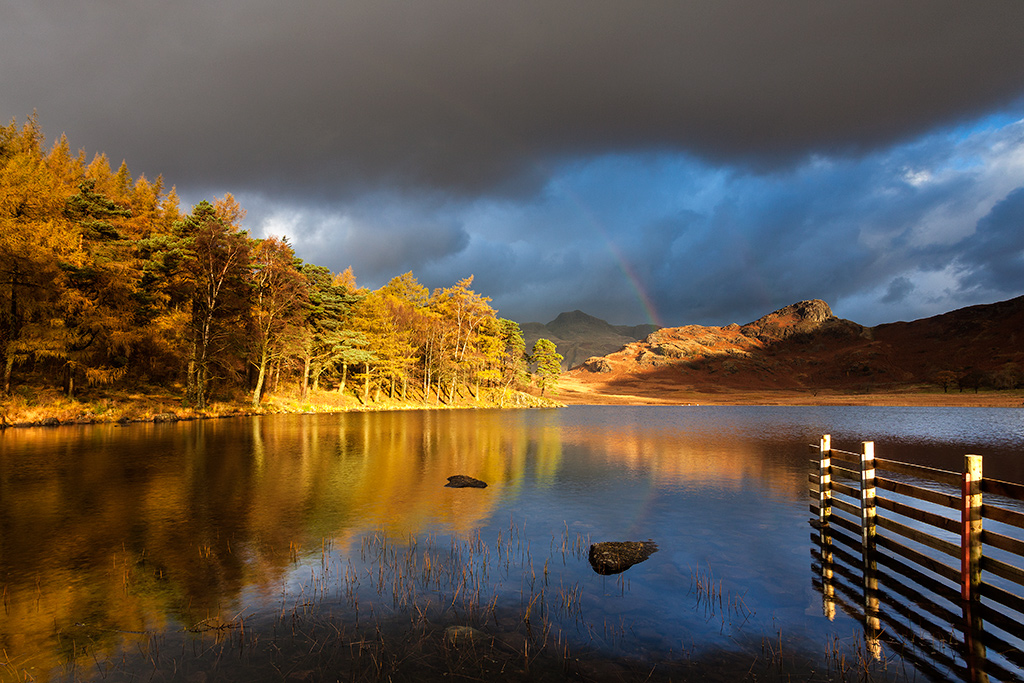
[521,310,659,370]
[560,297,1024,400]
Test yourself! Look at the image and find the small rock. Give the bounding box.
[588,540,658,575]
[152,413,180,423]
[40,417,61,427]
[445,475,487,488]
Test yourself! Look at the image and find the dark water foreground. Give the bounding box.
[1,406,1022,681]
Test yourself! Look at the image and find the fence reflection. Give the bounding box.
[809,435,1024,682]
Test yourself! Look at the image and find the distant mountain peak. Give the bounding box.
[549,309,602,325]
[547,310,617,334]
[521,310,658,370]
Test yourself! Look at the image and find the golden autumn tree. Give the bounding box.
[248,236,307,407]
[1,117,534,409]
[344,272,440,403]
[428,276,497,402]
[0,116,78,393]
[44,133,85,189]
[377,272,428,400]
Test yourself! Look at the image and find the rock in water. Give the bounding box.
[588,541,658,575]
[445,475,488,488]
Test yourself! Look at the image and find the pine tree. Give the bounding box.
[299,263,362,397]
[173,200,251,409]
[498,319,528,391]
[58,178,137,395]
[530,338,563,396]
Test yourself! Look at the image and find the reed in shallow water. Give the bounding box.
[36,520,907,682]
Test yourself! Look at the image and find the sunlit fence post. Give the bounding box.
[819,434,831,527]
[962,454,986,683]
[817,434,835,619]
[807,437,1024,681]
[860,441,880,658]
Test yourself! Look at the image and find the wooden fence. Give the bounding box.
[808,435,1024,683]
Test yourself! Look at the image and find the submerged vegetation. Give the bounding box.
[0,116,559,421]
[20,524,902,682]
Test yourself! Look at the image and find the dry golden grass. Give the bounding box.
[552,373,1024,408]
[0,383,561,427]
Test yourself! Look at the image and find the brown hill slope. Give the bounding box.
[555,297,1024,406]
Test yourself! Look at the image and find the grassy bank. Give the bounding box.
[0,384,563,429]
[6,376,1019,430]
[552,375,1024,408]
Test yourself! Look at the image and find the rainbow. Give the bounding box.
[556,182,666,329]
[380,70,667,328]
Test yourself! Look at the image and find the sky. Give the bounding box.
[3,0,1024,328]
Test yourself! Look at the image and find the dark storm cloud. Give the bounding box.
[3,0,1024,198]
[484,119,1024,327]
[956,188,1024,293]
[5,1,1024,328]
[881,277,916,305]
[233,194,471,283]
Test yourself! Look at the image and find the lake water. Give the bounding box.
[1,405,1022,681]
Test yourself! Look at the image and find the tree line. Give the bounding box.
[1,116,562,409]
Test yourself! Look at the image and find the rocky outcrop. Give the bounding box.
[445,475,488,488]
[557,295,1024,398]
[588,541,658,575]
[740,299,835,342]
[569,299,871,377]
[582,356,613,373]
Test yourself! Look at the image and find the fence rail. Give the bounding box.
[809,434,1024,683]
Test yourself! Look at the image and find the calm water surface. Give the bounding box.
[1,406,1022,681]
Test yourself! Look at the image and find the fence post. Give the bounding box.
[962,454,986,683]
[860,441,880,659]
[817,434,835,619]
[961,454,983,600]
[819,524,836,621]
[860,441,877,551]
[819,434,832,527]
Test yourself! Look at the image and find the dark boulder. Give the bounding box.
[445,475,488,489]
[588,541,658,575]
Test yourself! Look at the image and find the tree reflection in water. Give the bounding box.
[1,406,1020,681]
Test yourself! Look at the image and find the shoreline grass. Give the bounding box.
[30,525,909,683]
[0,385,564,430]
